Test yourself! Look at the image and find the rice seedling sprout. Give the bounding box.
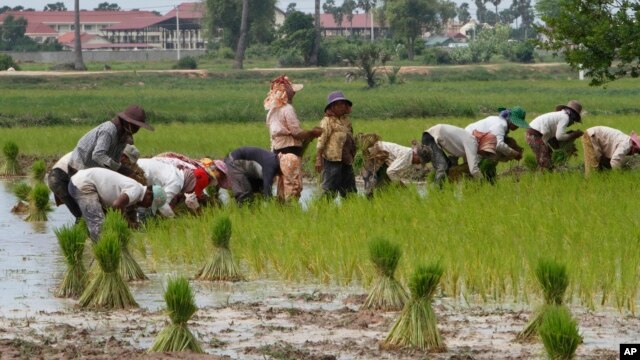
[361,237,408,311]
[538,305,581,360]
[31,159,46,183]
[79,230,138,309]
[518,258,569,341]
[102,209,148,281]
[25,182,52,221]
[383,262,445,351]
[12,181,31,202]
[54,223,88,298]
[195,215,243,281]
[2,141,21,175]
[148,276,203,353]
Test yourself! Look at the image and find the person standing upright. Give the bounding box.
[264,75,322,202]
[315,91,357,198]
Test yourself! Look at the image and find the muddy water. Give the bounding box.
[0,179,363,318]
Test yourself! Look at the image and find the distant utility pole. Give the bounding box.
[370,10,374,42]
[176,5,181,60]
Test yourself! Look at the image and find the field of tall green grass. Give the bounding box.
[3,66,640,312]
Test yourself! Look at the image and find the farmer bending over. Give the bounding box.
[224,147,281,205]
[582,126,640,177]
[68,168,166,242]
[526,100,584,170]
[465,106,529,162]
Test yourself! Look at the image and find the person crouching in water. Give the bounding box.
[315,91,357,198]
[582,126,640,177]
[421,124,498,187]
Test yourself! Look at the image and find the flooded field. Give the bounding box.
[0,178,635,359]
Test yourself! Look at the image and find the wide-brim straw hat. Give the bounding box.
[291,83,303,92]
[630,131,640,150]
[556,100,583,123]
[121,144,140,163]
[324,91,353,112]
[118,104,154,131]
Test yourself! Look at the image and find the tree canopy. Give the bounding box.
[204,0,276,49]
[43,2,67,11]
[94,2,121,11]
[537,0,640,86]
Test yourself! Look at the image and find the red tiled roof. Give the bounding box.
[0,10,159,24]
[66,42,156,50]
[105,16,169,31]
[27,22,58,35]
[319,13,382,29]
[57,31,96,44]
[164,2,204,19]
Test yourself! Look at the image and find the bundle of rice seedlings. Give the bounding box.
[517,258,569,341]
[79,231,138,309]
[102,210,148,281]
[479,158,498,184]
[148,277,203,353]
[383,263,446,351]
[12,181,31,202]
[523,154,538,171]
[538,305,581,360]
[31,160,46,183]
[2,141,21,175]
[361,237,408,311]
[25,183,52,221]
[194,215,243,281]
[54,223,88,298]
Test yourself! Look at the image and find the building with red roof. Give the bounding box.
[319,13,388,38]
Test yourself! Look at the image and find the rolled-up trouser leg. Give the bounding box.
[48,168,82,219]
[68,182,104,242]
[277,153,303,201]
[422,131,449,188]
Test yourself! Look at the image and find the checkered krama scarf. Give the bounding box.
[264,75,294,111]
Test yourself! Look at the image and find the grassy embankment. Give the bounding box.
[2,65,640,311]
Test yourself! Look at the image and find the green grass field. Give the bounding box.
[3,65,640,312]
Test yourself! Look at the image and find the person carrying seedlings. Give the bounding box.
[582,126,640,176]
[465,106,529,162]
[224,146,281,205]
[315,91,357,198]
[68,167,167,242]
[525,100,584,170]
[47,152,83,222]
[359,134,431,196]
[264,75,322,202]
[69,104,154,176]
[422,124,498,186]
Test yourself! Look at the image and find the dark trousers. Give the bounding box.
[48,168,82,219]
[321,159,356,198]
[422,131,450,188]
[225,158,264,205]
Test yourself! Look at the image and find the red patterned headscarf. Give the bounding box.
[263,75,302,111]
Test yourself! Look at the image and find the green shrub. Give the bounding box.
[508,41,535,63]
[245,44,272,60]
[217,46,235,60]
[174,56,198,70]
[0,54,19,71]
[278,50,305,67]
[449,47,473,65]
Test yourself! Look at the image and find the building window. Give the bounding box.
[84,25,93,31]
[70,24,75,30]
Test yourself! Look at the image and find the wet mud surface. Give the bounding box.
[0,179,635,359]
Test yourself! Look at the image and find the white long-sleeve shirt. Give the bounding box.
[71,168,146,208]
[427,124,481,178]
[465,116,517,157]
[372,141,414,181]
[528,110,572,145]
[585,126,632,169]
[137,158,185,217]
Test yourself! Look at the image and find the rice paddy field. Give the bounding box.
[1,64,640,359]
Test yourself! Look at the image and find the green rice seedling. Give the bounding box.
[79,231,138,309]
[102,210,148,281]
[12,181,31,202]
[2,141,21,175]
[31,159,46,183]
[538,305,581,360]
[195,215,243,281]
[383,262,446,351]
[54,223,88,298]
[361,237,408,311]
[148,277,203,353]
[523,154,538,171]
[25,183,52,221]
[518,258,569,341]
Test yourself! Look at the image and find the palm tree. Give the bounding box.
[233,0,248,69]
[309,0,320,66]
[489,0,501,24]
[73,0,86,70]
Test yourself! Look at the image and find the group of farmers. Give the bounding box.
[46,75,640,240]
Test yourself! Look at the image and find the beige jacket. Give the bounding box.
[586,126,632,169]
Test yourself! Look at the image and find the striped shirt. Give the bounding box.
[70,121,128,171]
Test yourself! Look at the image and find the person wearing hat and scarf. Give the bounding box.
[69,104,154,176]
[68,167,166,242]
[465,106,529,162]
[358,134,431,197]
[264,75,322,202]
[526,100,584,170]
[315,91,357,197]
[582,126,640,177]
[422,124,498,187]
